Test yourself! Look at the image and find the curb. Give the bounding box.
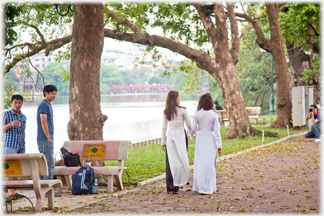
[136,132,307,188]
[137,173,166,187]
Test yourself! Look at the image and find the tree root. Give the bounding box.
[264,131,279,137]
[222,125,278,139]
[250,127,278,137]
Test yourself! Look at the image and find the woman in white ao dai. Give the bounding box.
[190,93,222,194]
[161,90,192,194]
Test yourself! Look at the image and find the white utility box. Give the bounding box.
[292,86,314,128]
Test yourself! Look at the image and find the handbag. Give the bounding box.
[63,152,81,167]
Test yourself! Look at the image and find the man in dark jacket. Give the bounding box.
[214,100,224,110]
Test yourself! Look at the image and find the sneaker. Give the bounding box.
[55,192,62,197]
[45,191,62,197]
[315,139,321,142]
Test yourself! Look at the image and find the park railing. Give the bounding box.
[129,136,162,149]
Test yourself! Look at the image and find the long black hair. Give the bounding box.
[164,90,185,121]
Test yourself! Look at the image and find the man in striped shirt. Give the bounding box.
[2,94,26,200]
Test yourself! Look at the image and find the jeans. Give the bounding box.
[305,124,321,139]
[37,141,54,180]
[3,145,25,154]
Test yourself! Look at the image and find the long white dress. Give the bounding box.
[190,109,222,194]
[161,107,192,187]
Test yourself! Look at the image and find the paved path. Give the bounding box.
[4,136,321,214]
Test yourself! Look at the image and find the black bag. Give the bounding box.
[63,152,81,167]
[60,147,69,157]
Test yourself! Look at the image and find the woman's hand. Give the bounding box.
[218,148,222,155]
[162,145,166,152]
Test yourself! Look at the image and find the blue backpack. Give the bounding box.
[72,165,95,195]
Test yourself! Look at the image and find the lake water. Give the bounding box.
[20,93,198,156]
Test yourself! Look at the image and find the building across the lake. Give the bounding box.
[26,43,179,76]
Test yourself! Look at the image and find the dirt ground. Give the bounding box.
[3,136,321,214]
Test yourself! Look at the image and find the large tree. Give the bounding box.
[234,3,292,127]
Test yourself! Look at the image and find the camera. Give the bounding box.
[309,108,314,112]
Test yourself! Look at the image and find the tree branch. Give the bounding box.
[27,55,44,87]
[226,3,240,64]
[44,35,72,56]
[234,12,271,51]
[310,23,319,36]
[107,10,141,33]
[29,24,46,45]
[253,92,262,106]
[4,35,72,73]
[5,42,35,56]
[260,92,266,107]
[103,28,219,72]
[193,3,218,47]
[105,6,218,71]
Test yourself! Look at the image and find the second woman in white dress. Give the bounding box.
[190,93,222,194]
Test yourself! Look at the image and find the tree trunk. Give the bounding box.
[211,4,258,139]
[286,41,321,104]
[286,40,309,103]
[313,71,321,105]
[266,4,292,128]
[286,40,309,88]
[67,4,107,140]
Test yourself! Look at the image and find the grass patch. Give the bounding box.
[250,115,277,124]
[105,125,308,185]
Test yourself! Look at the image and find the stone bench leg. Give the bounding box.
[56,176,64,192]
[219,118,224,127]
[107,175,114,193]
[65,175,73,189]
[47,187,55,210]
[35,187,54,212]
[55,175,72,191]
[114,171,124,190]
[35,192,45,212]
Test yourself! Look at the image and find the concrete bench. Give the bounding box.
[53,140,131,193]
[216,107,261,127]
[3,153,62,212]
[246,107,261,124]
